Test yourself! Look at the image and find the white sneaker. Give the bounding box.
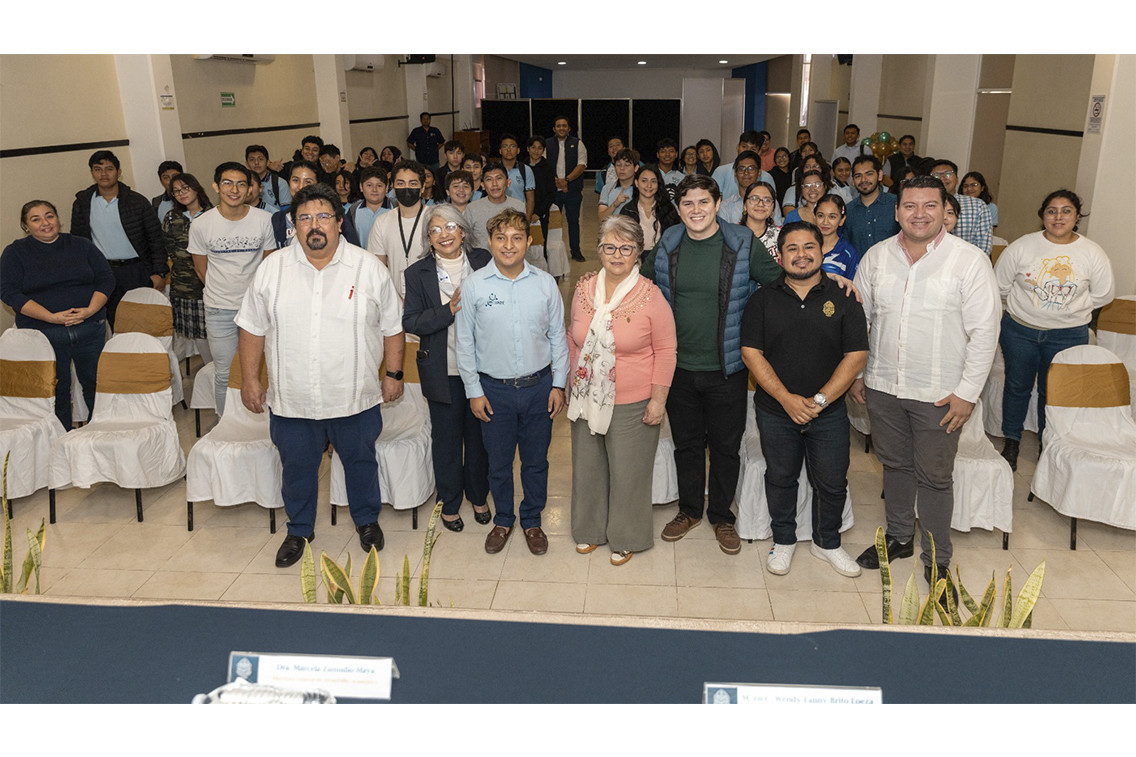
[766,543,796,575]
[811,543,862,577]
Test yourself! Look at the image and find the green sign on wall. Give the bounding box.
[221,92,236,108]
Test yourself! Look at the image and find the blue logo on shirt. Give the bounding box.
[485,293,504,307]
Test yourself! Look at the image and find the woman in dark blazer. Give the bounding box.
[402,203,492,531]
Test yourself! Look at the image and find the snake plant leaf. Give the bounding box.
[399,554,411,606]
[322,554,356,604]
[359,547,379,605]
[932,589,952,626]
[1009,561,1045,628]
[997,567,1013,628]
[979,573,997,626]
[320,555,343,603]
[944,571,960,626]
[919,579,943,625]
[344,552,353,583]
[300,541,317,603]
[956,567,980,615]
[16,521,45,595]
[2,453,12,593]
[898,570,920,624]
[876,528,893,624]
[419,501,443,606]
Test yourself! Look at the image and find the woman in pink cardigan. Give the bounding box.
[567,215,677,565]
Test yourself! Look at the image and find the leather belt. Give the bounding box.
[479,364,551,389]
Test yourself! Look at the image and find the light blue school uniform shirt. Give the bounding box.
[504,163,535,205]
[599,180,635,214]
[712,162,775,203]
[455,260,569,399]
[89,194,138,260]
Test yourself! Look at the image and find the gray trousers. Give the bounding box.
[570,399,659,553]
[865,387,960,567]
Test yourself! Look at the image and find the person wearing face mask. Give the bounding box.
[1,200,114,429]
[367,160,432,298]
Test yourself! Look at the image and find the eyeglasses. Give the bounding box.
[296,212,336,225]
[960,181,982,191]
[429,222,461,236]
[746,195,775,206]
[171,186,193,196]
[802,181,824,189]
[736,165,759,175]
[931,170,956,180]
[220,179,249,190]
[1044,206,1077,217]
[599,243,637,258]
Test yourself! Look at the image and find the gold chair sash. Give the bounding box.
[0,359,56,398]
[227,353,269,390]
[96,352,171,394]
[115,301,174,338]
[1098,298,1136,336]
[1047,362,1131,408]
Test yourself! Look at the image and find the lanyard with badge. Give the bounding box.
[398,205,424,261]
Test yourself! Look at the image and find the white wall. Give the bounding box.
[553,67,727,100]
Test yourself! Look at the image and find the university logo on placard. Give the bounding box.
[823,301,835,318]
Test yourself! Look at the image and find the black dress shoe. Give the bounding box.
[855,535,915,569]
[275,533,313,568]
[472,505,492,525]
[1001,438,1020,471]
[357,522,384,552]
[570,252,586,262]
[925,564,959,609]
[441,514,464,532]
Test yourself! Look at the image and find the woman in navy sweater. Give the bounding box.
[0,200,114,428]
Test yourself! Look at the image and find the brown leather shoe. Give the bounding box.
[484,525,511,554]
[661,512,701,542]
[713,522,742,555]
[523,527,548,555]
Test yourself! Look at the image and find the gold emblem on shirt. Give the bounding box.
[823,300,835,318]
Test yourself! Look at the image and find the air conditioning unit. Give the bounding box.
[345,55,385,72]
[424,62,445,79]
[194,54,276,65]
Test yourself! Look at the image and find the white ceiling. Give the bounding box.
[501,54,782,72]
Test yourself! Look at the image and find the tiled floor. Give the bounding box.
[5,195,1134,639]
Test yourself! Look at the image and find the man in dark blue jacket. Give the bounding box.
[545,116,588,261]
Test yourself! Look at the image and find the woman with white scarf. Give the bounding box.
[567,216,677,565]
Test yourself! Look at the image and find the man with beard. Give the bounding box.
[740,221,868,577]
[367,159,431,297]
[844,155,898,255]
[236,183,405,568]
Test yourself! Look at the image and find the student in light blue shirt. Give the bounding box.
[456,208,569,555]
[347,165,392,246]
[498,134,535,218]
[152,160,182,223]
[598,148,639,220]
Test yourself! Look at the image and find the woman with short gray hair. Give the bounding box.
[567,214,677,565]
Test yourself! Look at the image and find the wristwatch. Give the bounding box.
[386,370,404,381]
[813,392,829,408]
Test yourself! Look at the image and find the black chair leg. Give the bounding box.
[187,501,193,531]
[1027,491,1035,502]
[184,357,191,376]
[49,489,56,524]
[412,508,418,530]
[880,488,885,500]
[195,409,201,438]
[1002,532,1009,550]
[136,488,144,522]
[865,434,871,454]
[270,508,277,534]
[1070,518,1077,550]
[180,399,188,410]
[331,503,337,526]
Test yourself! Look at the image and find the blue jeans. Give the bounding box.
[204,306,239,415]
[269,405,383,537]
[999,312,1089,441]
[40,318,106,429]
[755,403,850,549]
[554,189,583,255]
[478,370,553,530]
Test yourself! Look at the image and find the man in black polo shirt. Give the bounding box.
[741,221,868,578]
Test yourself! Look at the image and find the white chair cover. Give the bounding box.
[915,399,1013,534]
[171,331,200,366]
[1095,295,1136,419]
[735,392,855,541]
[186,382,282,510]
[189,361,217,411]
[651,413,678,504]
[329,382,434,510]
[50,332,186,490]
[0,329,67,499]
[545,206,571,278]
[1030,345,1136,531]
[116,287,185,406]
[981,345,1040,437]
[846,394,871,438]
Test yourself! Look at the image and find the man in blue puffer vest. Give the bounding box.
[645,174,782,555]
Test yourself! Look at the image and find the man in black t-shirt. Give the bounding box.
[740,221,868,578]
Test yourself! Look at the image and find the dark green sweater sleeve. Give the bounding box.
[749,236,781,286]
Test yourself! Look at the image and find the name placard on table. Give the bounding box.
[704,682,882,704]
[229,651,400,700]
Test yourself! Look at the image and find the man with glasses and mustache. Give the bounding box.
[236,183,406,568]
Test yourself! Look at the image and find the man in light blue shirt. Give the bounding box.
[498,134,535,219]
[712,131,774,201]
[456,208,569,557]
[718,151,784,226]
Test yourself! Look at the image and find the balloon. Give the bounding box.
[878,131,891,143]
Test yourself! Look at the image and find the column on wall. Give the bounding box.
[114,55,186,198]
[921,55,982,171]
[848,55,882,138]
[314,55,351,159]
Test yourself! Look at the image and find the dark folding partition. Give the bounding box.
[530,98,578,140]
[479,99,531,159]
[632,99,682,163]
[580,99,630,170]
